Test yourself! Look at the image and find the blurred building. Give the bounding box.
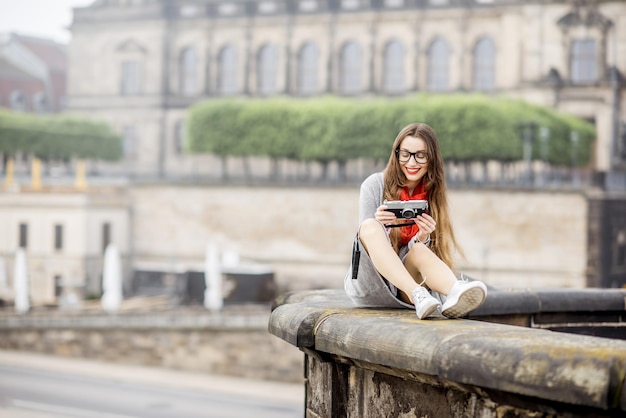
[68,0,626,186]
[0,190,131,305]
[0,33,67,114]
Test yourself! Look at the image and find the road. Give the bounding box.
[0,351,303,418]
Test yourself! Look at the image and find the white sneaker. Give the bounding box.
[412,286,441,320]
[441,279,487,319]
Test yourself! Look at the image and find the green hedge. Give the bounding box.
[187,94,596,167]
[0,110,122,161]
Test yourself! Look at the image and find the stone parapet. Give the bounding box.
[0,306,303,383]
[269,289,626,416]
[0,311,268,330]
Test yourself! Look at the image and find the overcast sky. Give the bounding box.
[0,0,94,44]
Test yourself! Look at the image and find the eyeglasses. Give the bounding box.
[396,149,428,164]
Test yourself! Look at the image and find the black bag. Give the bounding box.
[351,235,360,280]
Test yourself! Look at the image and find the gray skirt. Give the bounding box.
[343,231,446,309]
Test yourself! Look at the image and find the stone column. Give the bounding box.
[369,19,377,93]
[326,15,336,93]
[284,17,293,95]
[244,21,253,95]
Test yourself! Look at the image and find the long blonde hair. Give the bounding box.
[382,123,461,269]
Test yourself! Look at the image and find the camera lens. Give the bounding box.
[401,208,414,218]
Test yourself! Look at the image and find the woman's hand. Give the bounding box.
[415,213,436,242]
[375,204,397,225]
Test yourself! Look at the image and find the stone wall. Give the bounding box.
[130,184,590,292]
[0,308,304,383]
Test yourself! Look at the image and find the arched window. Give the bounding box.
[10,91,26,111]
[427,37,450,92]
[570,39,596,83]
[473,37,496,91]
[217,44,238,95]
[179,46,198,96]
[33,92,48,113]
[382,39,405,94]
[339,41,361,95]
[297,42,318,95]
[257,43,278,95]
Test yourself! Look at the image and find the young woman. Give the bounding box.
[344,123,487,319]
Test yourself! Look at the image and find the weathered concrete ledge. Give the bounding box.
[269,288,626,417]
[0,306,303,383]
[0,311,268,330]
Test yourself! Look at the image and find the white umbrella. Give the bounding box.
[204,242,223,312]
[101,244,122,313]
[14,248,29,314]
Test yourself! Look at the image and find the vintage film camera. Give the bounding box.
[384,199,429,219]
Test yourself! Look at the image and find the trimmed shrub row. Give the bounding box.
[188,95,595,167]
[0,109,122,161]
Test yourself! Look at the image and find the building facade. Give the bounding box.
[0,190,131,305]
[68,0,626,185]
[0,33,67,114]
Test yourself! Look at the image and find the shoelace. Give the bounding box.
[413,287,429,303]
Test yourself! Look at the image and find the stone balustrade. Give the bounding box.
[269,288,626,417]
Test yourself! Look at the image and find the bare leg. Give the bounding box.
[358,219,423,303]
[404,242,456,295]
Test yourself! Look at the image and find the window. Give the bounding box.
[382,40,405,94]
[54,224,63,251]
[218,3,238,15]
[299,0,317,12]
[33,92,48,113]
[122,126,138,159]
[102,223,111,253]
[473,37,496,91]
[18,223,28,249]
[10,91,26,111]
[385,0,404,7]
[258,1,277,13]
[54,275,63,298]
[427,37,450,92]
[339,41,362,95]
[297,42,318,95]
[180,5,199,17]
[174,120,185,154]
[571,39,597,83]
[121,60,141,95]
[341,0,359,10]
[257,44,278,96]
[217,45,238,95]
[179,47,199,96]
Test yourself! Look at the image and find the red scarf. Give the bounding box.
[398,181,428,246]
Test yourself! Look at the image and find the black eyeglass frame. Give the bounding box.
[395,148,429,164]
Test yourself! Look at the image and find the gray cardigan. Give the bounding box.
[359,172,385,224]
